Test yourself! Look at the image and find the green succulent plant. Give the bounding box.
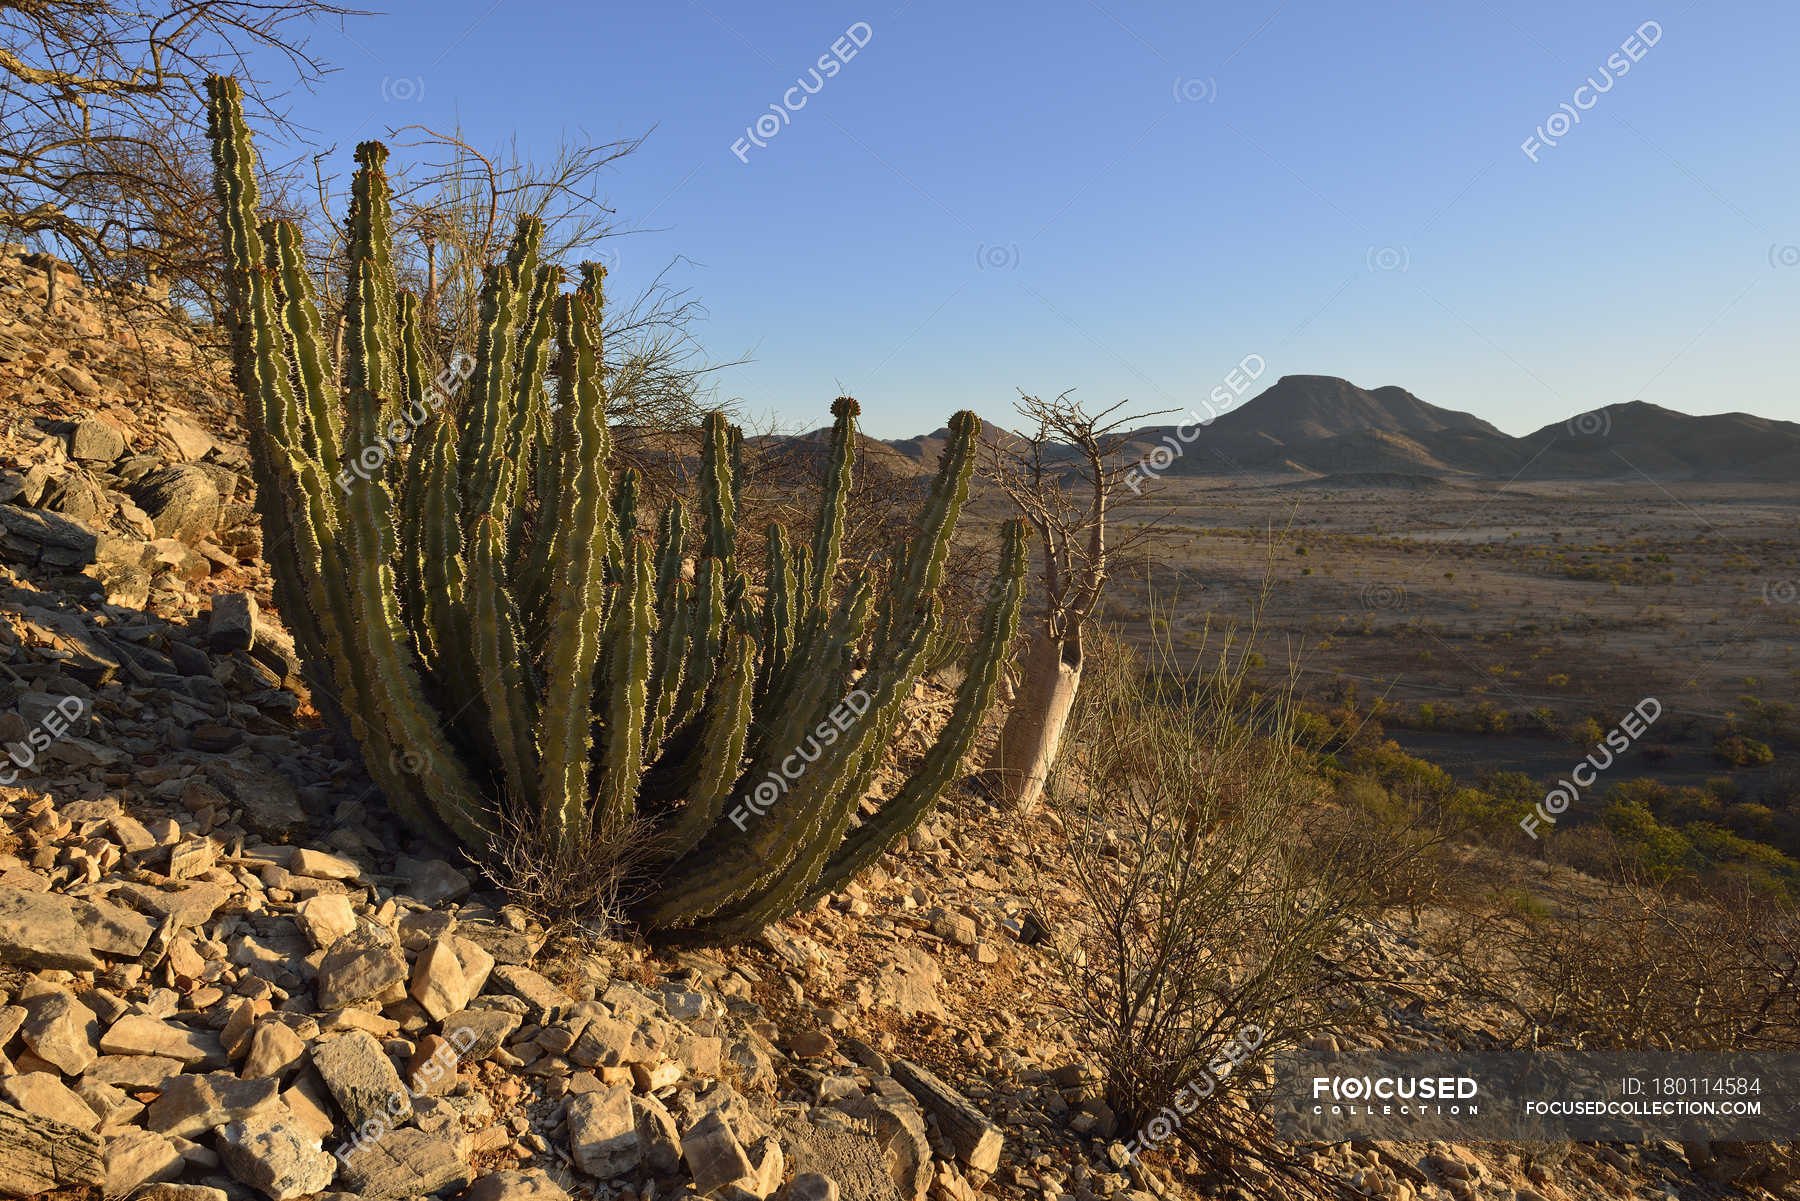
[204,76,1026,942]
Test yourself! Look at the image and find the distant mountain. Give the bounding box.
[881,418,1017,472]
[874,377,1800,484]
[1513,400,1800,482]
[1208,375,1504,444]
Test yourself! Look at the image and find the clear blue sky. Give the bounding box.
[253,0,1800,439]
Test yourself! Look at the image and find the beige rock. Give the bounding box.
[315,942,407,1010]
[631,1060,681,1091]
[146,1072,281,1139]
[104,1127,185,1197]
[293,895,357,950]
[462,1168,573,1201]
[217,1112,336,1201]
[566,1085,639,1179]
[240,1020,306,1080]
[74,1076,141,1127]
[681,1110,756,1195]
[20,990,98,1075]
[67,896,155,956]
[288,848,361,880]
[782,1173,841,1201]
[405,1033,462,1097]
[334,1126,471,1200]
[310,1029,411,1131]
[0,1071,100,1131]
[279,1072,338,1143]
[633,1092,682,1174]
[100,1013,222,1065]
[0,1100,103,1194]
[83,1054,186,1089]
[219,996,269,1059]
[0,888,100,971]
[410,937,470,1021]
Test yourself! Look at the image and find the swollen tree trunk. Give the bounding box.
[986,626,1082,811]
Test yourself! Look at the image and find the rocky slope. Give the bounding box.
[0,248,1790,1201]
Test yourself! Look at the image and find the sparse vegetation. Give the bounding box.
[1041,618,1431,1188]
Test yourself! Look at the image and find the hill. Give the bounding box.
[888,376,1800,484]
[1514,400,1800,482]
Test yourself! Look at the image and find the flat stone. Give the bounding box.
[0,504,97,555]
[162,414,217,461]
[100,1013,225,1066]
[789,1030,835,1059]
[0,1071,100,1131]
[84,1053,187,1089]
[784,1172,841,1201]
[217,1112,335,1201]
[404,1033,462,1097]
[219,999,265,1059]
[288,847,360,880]
[452,922,541,966]
[931,911,977,946]
[167,839,219,880]
[310,1029,411,1132]
[130,463,221,540]
[20,990,98,1075]
[136,1185,230,1201]
[315,943,407,1010]
[68,896,156,956]
[73,1076,137,1127]
[202,759,307,837]
[0,1101,102,1194]
[333,1126,470,1200]
[104,1126,184,1196]
[451,934,495,997]
[490,965,573,1022]
[567,1085,639,1179]
[147,1071,281,1139]
[69,417,125,460]
[462,1168,573,1201]
[0,888,99,971]
[634,1092,682,1174]
[395,857,470,906]
[240,1020,307,1080]
[569,1013,637,1068]
[294,895,357,951]
[440,1008,519,1059]
[410,937,470,1021]
[113,880,230,929]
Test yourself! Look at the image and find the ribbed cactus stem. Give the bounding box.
[807,398,856,615]
[205,75,1026,944]
[536,287,612,846]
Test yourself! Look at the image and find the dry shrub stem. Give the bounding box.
[485,808,661,943]
[1438,871,1800,1052]
[1039,603,1434,1191]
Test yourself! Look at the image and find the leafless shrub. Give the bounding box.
[364,125,741,483]
[485,808,661,943]
[1439,874,1800,1052]
[1,0,350,307]
[1038,612,1431,1190]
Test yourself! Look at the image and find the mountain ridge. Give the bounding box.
[870,376,1800,484]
